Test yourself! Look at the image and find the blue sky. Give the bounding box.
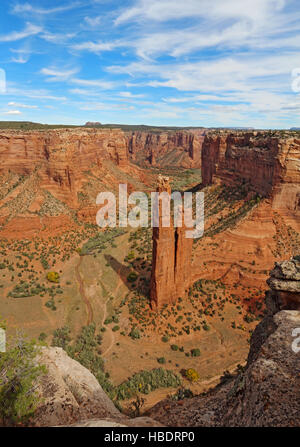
[0,0,300,128]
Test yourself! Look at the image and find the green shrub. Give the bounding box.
[0,335,46,426]
[46,271,60,283]
[127,251,135,260]
[191,348,201,357]
[184,368,200,382]
[129,326,141,340]
[127,272,138,283]
[38,332,47,342]
[157,357,166,364]
[104,318,113,325]
[115,368,181,401]
[52,326,71,349]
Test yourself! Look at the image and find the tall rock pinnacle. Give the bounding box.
[150,175,193,309]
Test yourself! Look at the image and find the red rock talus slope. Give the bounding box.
[126,130,205,168]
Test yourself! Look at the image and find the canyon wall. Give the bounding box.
[0,128,128,207]
[127,128,299,216]
[126,130,205,168]
[0,128,298,237]
[201,131,300,214]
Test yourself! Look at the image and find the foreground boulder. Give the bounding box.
[33,346,162,427]
[221,310,300,426]
[32,346,120,426]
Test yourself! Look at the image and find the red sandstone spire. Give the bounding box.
[150,175,192,309]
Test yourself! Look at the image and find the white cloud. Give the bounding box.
[162,94,236,103]
[109,52,300,93]
[8,102,38,109]
[71,78,116,89]
[11,55,29,63]
[40,67,79,81]
[9,45,39,64]
[41,32,76,44]
[13,2,81,15]
[119,91,144,98]
[79,102,135,111]
[0,23,42,42]
[7,86,67,101]
[4,110,22,115]
[107,50,300,122]
[115,0,286,24]
[84,16,102,27]
[112,0,300,60]
[72,40,121,53]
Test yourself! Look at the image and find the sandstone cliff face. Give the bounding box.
[147,256,300,427]
[201,131,300,215]
[150,175,193,309]
[127,130,204,168]
[0,128,128,208]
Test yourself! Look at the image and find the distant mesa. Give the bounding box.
[85,121,102,127]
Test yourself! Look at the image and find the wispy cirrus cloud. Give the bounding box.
[3,109,22,115]
[0,23,42,42]
[5,85,68,101]
[40,67,116,90]
[11,55,29,63]
[71,78,116,89]
[71,40,122,53]
[79,102,135,111]
[84,15,102,28]
[8,101,38,109]
[12,2,82,15]
[115,0,286,25]
[40,67,80,81]
[113,0,300,60]
[108,51,300,93]
[119,91,144,98]
[41,32,77,44]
